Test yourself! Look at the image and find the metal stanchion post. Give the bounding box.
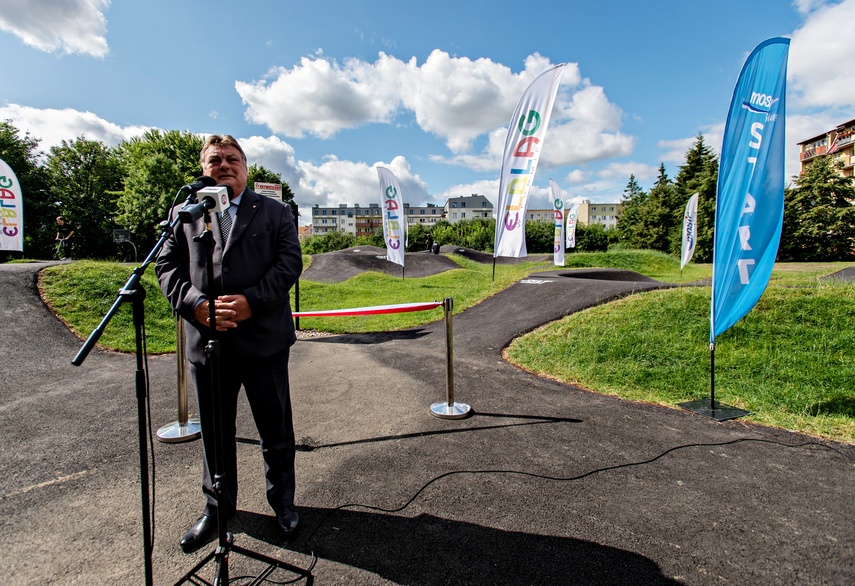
[430,297,471,419]
[157,316,202,442]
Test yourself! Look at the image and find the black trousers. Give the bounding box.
[189,347,296,518]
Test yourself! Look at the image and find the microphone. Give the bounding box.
[198,185,233,214]
[177,185,234,223]
[178,175,217,194]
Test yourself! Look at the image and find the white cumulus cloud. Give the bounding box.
[0,0,110,57]
[789,0,855,111]
[0,103,149,154]
[235,49,629,170]
[293,154,430,211]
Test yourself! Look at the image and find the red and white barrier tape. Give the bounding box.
[293,301,442,318]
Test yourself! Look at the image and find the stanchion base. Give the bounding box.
[156,419,202,443]
[430,401,472,420]
[678,399,749,421]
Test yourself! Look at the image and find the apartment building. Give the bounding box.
[310,202,444,236]
[444,194,493,223]
[525,201,622,229]
[798,118,855,178]
[577,201,622,229]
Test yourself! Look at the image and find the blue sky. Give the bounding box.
[1,0,853,224]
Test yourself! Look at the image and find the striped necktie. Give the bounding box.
[219,204,233,243]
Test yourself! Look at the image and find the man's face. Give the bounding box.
[201,144,248,198]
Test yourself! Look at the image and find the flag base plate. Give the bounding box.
[156,418,202,443]
[678,399,749,421]
[430,401,472,420]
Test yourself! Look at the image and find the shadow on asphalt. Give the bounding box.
[233,411,584,451]
[229,507,680,585]
[299,329,433,344]
[292,411,584,452]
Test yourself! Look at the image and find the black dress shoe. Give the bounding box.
[276,508,300,537]
[179,514,218,553]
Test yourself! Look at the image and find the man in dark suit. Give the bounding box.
[156,135,303,552]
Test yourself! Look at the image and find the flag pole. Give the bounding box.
[710,342,715,411]
[679,338,747,421]
[492,258,496,282]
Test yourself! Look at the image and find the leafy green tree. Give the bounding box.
[465,217,495,251]
[576,223,610,252]
[779,155,855,261]
[430,217,496,251]
[405,222,432,252]
[356,226,385,248]
[118,129,204,182]
[115,130,205,250]
[116,152,184,252]
[0,121,52,260]
[47,137,123,259]
[524,219,556,253]
[301,230,356,254]
[429,220,452,246]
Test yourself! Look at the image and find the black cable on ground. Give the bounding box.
[302,436,853,545]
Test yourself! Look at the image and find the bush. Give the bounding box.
[302,231,356,254]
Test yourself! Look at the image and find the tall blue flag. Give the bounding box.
[711,37,789,344]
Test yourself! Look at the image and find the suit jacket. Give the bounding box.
[156,189,302,364]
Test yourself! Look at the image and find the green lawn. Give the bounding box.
[36,250,854,443]
[506,279,855,444]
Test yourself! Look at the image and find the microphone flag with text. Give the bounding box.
[178,184,233,223]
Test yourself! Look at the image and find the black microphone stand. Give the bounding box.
[175,207,313,585]
[71,191,199,585]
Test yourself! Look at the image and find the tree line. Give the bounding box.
[615,133,855,262]
[305,133,855,261]
[2,121,853,263]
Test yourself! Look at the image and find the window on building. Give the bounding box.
[461,202,466,208]
[452,202,457,208]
